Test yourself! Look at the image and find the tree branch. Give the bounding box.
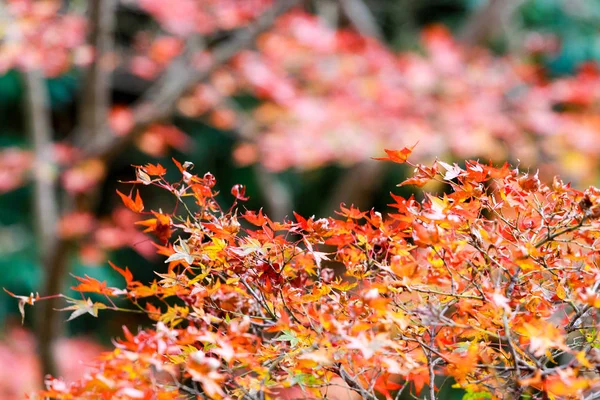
[316,0,339,28]
[35,0,299,378]
[318,1,384,216]
[22,68,63,378]
[23,70,58,256]
[80,0,300,163]
[459,0,525,46]
[77,0,117,147]
[334,363,378,400]
[338,0,383,40]
[30,1,118,379]
[208,90,293,221]
[320,159,386,216]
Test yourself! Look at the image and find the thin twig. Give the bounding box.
[335,363,378,400]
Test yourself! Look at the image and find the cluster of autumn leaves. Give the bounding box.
[10,148,600,399]
[5,1,600,398]
[9,5,600,191]
[189,14,600,184]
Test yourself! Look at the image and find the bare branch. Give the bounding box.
[334,363,378,400]
[338,0,383,40]
[80,0,300,163]
[22,68,63,378]
[77,0,117,147]
[459,0,525,46]
[23,70,58,256]
[35,2,299,378]
[320,160,386,216]
[208,90,293,221]
[318,0,385,216]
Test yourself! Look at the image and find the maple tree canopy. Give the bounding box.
[11,148,600,399]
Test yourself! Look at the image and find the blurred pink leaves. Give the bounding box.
[0,325,103,399]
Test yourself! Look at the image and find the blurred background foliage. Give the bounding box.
[1,0,600,398]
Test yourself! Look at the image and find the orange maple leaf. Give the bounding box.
[143,163,167,176]
[109,261,134,285]
[136,212,173,242]
[116,189,144,212]
[372,145,415,164]
[71,275,114,296]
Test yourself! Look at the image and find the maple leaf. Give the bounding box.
[244,208,267,226]
[408,367,430,396]
[544,370,592,397]
[164,237,194,265]
[231,237,272,257]
[445,344,480,384]
[143,163,167,176]
[373,145,415,164]
[398,163,438,187]
[345,333,391,360]
[303,238,330,268]
[374,374,405,400]
[518,171,541,192]
[438,161,463,181]
[274,330,300,347]
[398,175,432,187]
[136,211,173,242]
[336,203,367,219]
[70,275,114,296]
[187,351,225,398]
[155,271,186,288]
[109,261,134,285]
[58,298,107,321]
[116,189,144,212]
[231,184,249,201]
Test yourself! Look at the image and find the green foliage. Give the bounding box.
[462,390,493,400]
[521,0,600,74]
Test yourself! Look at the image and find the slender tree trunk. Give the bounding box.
[23,68,62,378]
[78,0,117,148]
[459,0,525,46]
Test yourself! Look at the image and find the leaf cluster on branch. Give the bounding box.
[12,148,600,399]
[5,1,600,396]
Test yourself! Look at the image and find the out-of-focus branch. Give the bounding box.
[36,0,298,377]
[338,0,382,40]
[320,159,386,216]
[22,68,62,378]
[36,235,71,381]
[318,0,385,216]
[33,0,118,380]
[77,0,117,147]
[23,70,57,255]
[213,90,293,221]
[459,0,525,46]
[80,0,300,163]
[316,0,339,28]
[253,165,293,222]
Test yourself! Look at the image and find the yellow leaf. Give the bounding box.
[556,284,567,300]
